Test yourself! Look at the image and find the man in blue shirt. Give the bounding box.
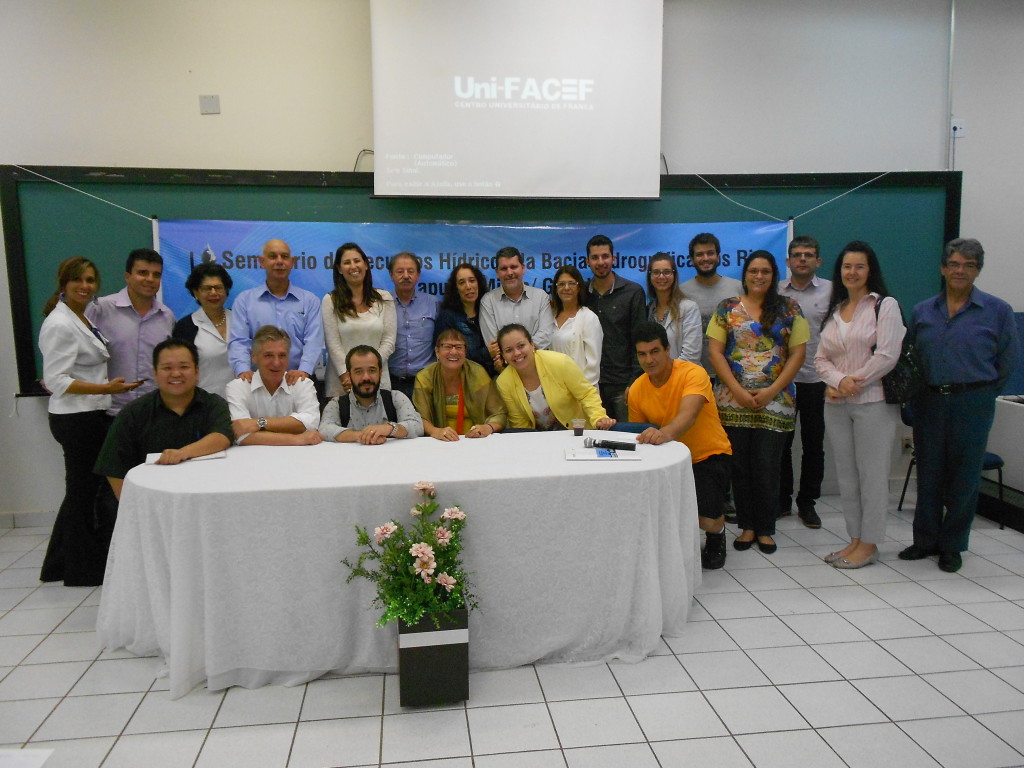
[388,252,439,399]
[899,238,1020,572]
[227,239,324,386]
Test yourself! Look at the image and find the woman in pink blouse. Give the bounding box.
[815,242,905,568]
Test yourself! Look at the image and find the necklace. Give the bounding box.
[210,311,227,328]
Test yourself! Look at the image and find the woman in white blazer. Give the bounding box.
[548,265,603,387]
[38,257,140,586]
[172,262,234,397]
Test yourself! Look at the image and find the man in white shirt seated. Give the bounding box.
[318,345,424,444]
[225,325,323,446]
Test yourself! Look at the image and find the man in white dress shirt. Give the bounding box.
[226,326,323,446]
[479,246,556,370]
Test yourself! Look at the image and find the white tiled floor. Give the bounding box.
[2,495,1024,767]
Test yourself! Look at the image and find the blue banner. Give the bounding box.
[158,220,789,320]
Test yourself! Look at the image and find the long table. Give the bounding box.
[97,430,701,699]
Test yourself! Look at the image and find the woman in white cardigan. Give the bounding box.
[548,265,603,388]
[815,241,905,569]
[322,242,396,397]
[39,257,141,586]
[646,252,702,364]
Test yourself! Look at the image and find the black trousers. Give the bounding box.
[726,426,788,537]
[780,381,826,508]
[42,411,116,586]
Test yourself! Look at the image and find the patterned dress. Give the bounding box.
[707,296,809,432]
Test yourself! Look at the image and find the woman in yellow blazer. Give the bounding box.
[495,323,616,430]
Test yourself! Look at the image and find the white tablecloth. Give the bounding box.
[97,430,701,698]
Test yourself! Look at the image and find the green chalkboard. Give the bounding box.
[1,166,959,394]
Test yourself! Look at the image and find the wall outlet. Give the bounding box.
[951,118,966,138]
[902,435,914,454]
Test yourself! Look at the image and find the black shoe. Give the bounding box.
[938,551,963,572]
[777,498,792,519]
[757,537,777,554]
[733,536,754,551]
[797,504,821,529]
[702,532,727,570]
[898,544,937,560]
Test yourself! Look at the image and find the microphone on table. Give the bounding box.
[583,437,636,452]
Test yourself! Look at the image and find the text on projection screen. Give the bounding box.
[371,0,663,198]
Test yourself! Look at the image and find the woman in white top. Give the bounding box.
[548,266,603,387]
[815,241,905,569]
[172,262,233,397]
[646,252,702,364]
[38,257,141,586]
[322,242,396,396]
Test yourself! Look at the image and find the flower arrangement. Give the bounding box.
[343,481,478,627]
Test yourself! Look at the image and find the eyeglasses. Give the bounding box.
[945,260,979,272]
[555,281,579,289]
[650,270,674,277]
[438,343,466,352]
[197,285,225,293]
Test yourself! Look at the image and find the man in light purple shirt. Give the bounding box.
[777,235,832,528]
[86,248,175,415]
[227,239,324,386]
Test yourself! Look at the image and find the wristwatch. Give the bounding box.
[387,421,398,437]
[257,417,268,431]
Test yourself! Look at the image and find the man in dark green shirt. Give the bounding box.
[95,338,233,499]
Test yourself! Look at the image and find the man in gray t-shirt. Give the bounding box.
[679,233,742,378]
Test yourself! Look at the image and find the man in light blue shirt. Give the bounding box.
[778,235,832,528]
[388,252,439,399]
[227,239,324,385]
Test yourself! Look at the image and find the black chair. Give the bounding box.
[898,405,1007,528]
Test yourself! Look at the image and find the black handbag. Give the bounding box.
[873,298,924,404]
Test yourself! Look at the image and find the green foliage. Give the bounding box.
[342,482,479,628]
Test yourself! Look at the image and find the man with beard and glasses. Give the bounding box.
[318,344,423,444]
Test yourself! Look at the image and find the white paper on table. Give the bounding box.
[145,450,227,465]
[0,748,55,767]
[564,447,642,461]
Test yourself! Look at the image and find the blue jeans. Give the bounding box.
[912,387,998,552]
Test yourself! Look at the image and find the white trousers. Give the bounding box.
[824,400,900,545]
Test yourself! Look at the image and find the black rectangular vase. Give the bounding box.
[397,607,469,707]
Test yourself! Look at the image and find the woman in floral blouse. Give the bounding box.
[708,250,808,554]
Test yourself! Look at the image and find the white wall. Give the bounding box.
[2,0,1022,513]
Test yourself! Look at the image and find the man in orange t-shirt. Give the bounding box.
[627,321,732,569]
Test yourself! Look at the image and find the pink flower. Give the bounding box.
[434,527,452,547]
[410,506,422,517]
[373,522,397,544]
[409,542,434,560]
[436,573,457,592]
[441,506,465,521]
[421,574,433,584]
[414,556,436,578]
[414,481,436,497]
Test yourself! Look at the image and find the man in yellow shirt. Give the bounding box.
[628,321,733,569]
